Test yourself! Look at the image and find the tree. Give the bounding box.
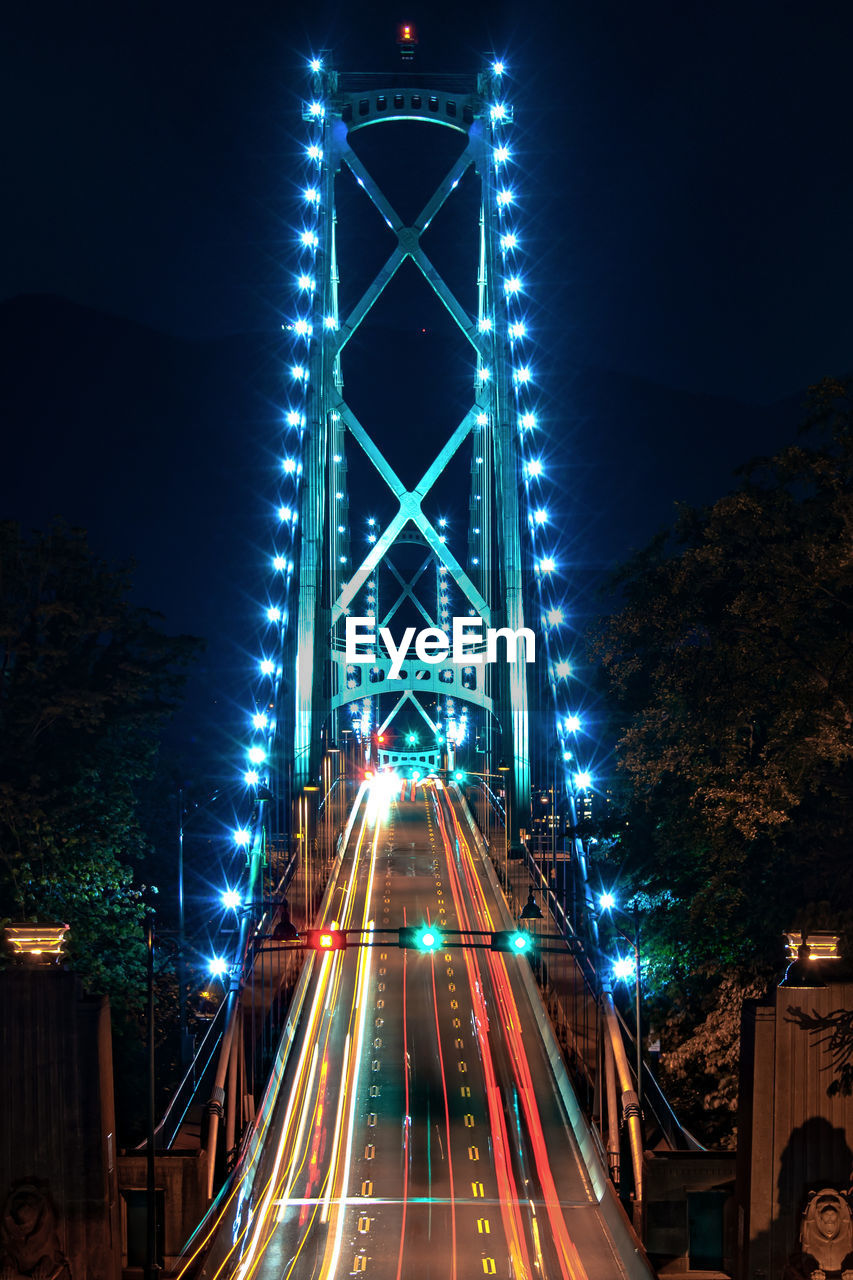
[0,521,202,1026]
[591,379,853,1141]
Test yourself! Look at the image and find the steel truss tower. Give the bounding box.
[257,58,584,852]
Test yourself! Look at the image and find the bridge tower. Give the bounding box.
[247,54,588,864]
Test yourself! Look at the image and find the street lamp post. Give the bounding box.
[602,895,643,1113]
[145,911,159,1280]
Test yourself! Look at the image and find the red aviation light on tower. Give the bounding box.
[397,23,418,60]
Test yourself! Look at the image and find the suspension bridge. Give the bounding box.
[161,50,698,1280]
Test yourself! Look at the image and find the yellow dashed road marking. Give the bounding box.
[477,1218,490,1235]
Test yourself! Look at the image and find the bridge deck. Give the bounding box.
[189,781,652,1280]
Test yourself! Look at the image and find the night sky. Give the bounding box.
[2,0,852,756]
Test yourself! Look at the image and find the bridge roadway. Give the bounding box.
[189,778,647,1280]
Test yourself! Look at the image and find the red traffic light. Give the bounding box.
[304,929,347,951]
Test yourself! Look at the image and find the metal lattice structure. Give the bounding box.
[237,55,597,883]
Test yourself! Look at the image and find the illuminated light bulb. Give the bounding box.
[291,365,305,380]
[244,769,259,786]
[267,606,281,622]
[330,411,340,421]
[298,273,315,290]
[333,454,341,462]
[367,517,376,526]
[515,365,531,384]
[234,828,251,847]
[497,188,514,207]
[500,232,518,251]
[324,315,337,329]
[304,186,320,202]
[526,459,542,477]
[493,145,510,163]
[367,534,376,544]
[286,409,301,426]
[260,658,275,675]
[339,555,346,564]
[520,412,536,430]
[555,660,571,678]
[476,412,488,426]
[300,230,318,248]
[540,557,556,572]
[309,57,323,72]
[574,770,592,790]
[613,957,634,980]
[534,508,547,524]
[546,607,564,626]
[439,535,446,544]
[307,102,324,118]
[438,517,447,527]
[252,712,268,730]
[492,60,505,74]
[505,276,522,294]
[307,144,323,161]
[472,556,480,565]
[278,506,291,521]
[478,316,492,332]
[283,458,297,473]
[562,751,572,762]
[273,556,286,571]
[248,745,266,765]
[478,367,491,381]
[491,103,507,121]
[335,491,343,499]
[566,714,581,733]
[209,956,228,977]
[509,321,526,340]
[294,319,312,337]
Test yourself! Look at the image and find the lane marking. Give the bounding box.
[477,1218,490,1235]
[469,1146,479,1161]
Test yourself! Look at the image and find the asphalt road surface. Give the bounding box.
[190,777,642,1280]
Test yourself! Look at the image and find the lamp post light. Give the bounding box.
[601,895,643,1112]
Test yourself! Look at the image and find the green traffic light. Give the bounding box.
[419,927,441,950]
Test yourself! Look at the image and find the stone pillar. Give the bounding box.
[737,981,853,1279]
[0,968,121,1280]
